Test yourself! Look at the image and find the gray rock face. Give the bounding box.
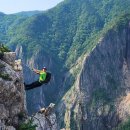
[33,113,57,130]
[23,103,58,130]
[3,52,16,66]
[57,22,130,130]
[80,24,130,129]
[0,52,26,128]
[0,120,15,130]
[78,22,130,130]
[0,52,58,130]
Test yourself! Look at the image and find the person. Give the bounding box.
[25,67,49,90]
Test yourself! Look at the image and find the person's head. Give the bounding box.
[42,67,47,71]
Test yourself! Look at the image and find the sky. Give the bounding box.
[0,0,64,14]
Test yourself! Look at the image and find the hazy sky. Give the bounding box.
[0,0,64,14]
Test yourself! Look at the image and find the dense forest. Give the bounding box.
[0,0,130,68]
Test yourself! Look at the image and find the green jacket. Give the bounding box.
[39,71,47,82]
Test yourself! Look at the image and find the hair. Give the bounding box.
[43,67,47,70]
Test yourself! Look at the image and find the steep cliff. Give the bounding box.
[0,52,58,130]
[57,17,130,130]
[0,52,26,129]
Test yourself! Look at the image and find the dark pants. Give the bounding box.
[25,80,43,90]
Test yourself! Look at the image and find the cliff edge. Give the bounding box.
[0,52,58,130]
[0,52,26,129]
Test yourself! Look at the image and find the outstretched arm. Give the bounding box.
[33,68,40,74]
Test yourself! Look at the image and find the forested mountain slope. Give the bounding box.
[1,0,130,67]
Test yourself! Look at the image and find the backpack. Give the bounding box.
[44,72,51,83]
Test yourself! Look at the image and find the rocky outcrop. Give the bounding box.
[0,52,58,130]
[32,103,58,130]
[57,21,130,130]
[33,113,57,130]
[0,52,26,129]
[2,52,16,66]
